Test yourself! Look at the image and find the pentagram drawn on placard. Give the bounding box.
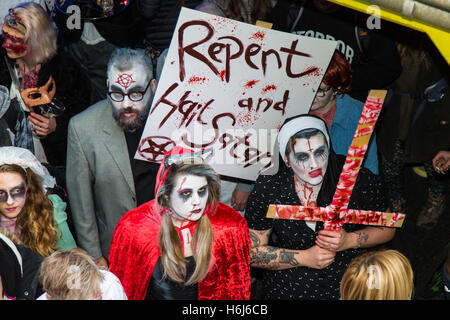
[137,136,176,162]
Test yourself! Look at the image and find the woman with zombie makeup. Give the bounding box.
[247,115,394,300]
[309,50,379,175]
[0,2,91,169]
[109,146,251,300]
[0,2,58,153]
[0,146,76,257]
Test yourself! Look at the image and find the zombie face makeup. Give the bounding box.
[287,133,329,186]
[20,76,56,108]
[169,174,209,223]
[0,172,27,219]
[107,64,154,131]
[2,24,27,59]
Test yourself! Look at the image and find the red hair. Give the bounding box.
[322,50,352,95]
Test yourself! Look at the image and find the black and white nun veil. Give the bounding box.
[277,114,344,208]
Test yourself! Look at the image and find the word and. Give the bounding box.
[150,83,289,129]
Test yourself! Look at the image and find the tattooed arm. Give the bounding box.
[315,226,396,252]
[249,229,335,270]
[350,227,395,249]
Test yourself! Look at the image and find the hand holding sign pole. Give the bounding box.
[266,90,405,231]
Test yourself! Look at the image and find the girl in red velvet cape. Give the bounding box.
[108,146,251,300]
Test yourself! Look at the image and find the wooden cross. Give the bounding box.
[266,90,405,231]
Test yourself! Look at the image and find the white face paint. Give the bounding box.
[0,172,27,219]
[169,174,209,223]
[107,63,153,131]
[287,133,329,186]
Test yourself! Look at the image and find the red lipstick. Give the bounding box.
[309,168,323,178]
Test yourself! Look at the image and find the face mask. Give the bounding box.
[287,133,329,186]
[20,76,56,108]
[169,174,209,222]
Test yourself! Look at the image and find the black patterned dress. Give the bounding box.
[246,156,388,300]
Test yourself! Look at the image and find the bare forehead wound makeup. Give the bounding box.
[292,138,328,165]
[278,116,330,161]
[176,176,209,202]
[5,9,27,33]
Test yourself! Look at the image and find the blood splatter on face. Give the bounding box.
[170,174,209,222]
[2,25,27,59]
[288,133,329,186]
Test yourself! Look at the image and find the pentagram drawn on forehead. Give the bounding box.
[115,73,136,90]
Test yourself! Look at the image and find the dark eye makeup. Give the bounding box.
[0,183,26,203]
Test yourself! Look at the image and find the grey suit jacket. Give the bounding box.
[66,99,137,260]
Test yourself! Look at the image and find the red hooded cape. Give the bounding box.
[108,147,251,300]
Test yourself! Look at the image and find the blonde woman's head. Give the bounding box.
[5,2,57,66]
[39,248,104,300]
[340,249,414,300]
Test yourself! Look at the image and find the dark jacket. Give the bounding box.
[55,0,144,47]
[270,0,402,102]
[0,47,91,167]
[0,233,43,300]
[17,244,44,300]
[137,0,202,52]
[376,37,450,163]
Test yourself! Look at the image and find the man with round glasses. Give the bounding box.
[66,48,159,270]
[107,73,154,132]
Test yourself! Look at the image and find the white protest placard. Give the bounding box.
[136,7,337,181]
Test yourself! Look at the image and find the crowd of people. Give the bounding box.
[0,0,448,301]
